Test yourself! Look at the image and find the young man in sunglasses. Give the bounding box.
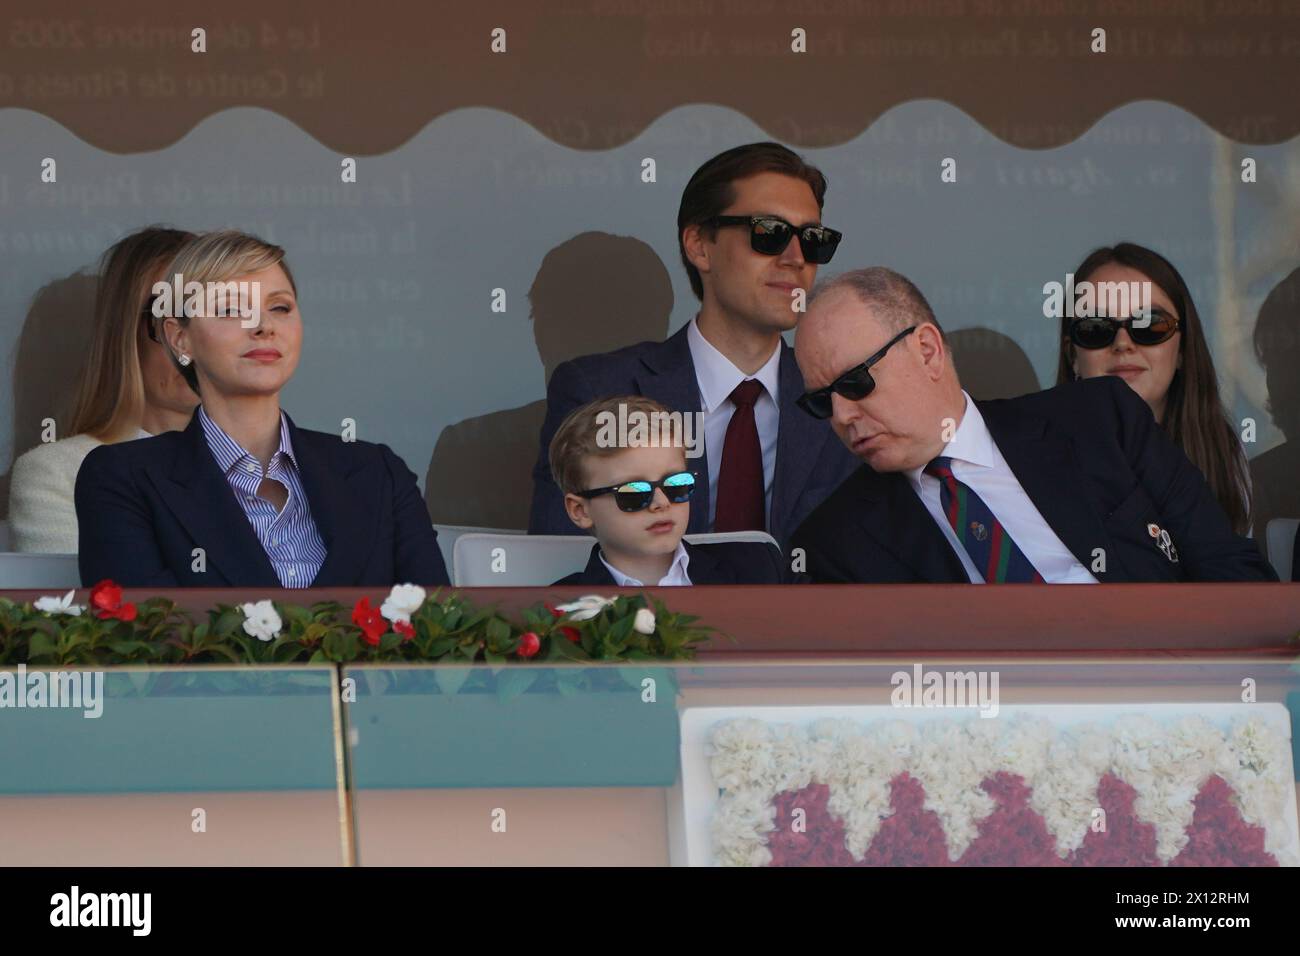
[549,396,785,586]
[528,142,859,552]
[789,267,1275,584]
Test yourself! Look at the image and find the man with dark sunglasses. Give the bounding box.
[789,267,1275,584]
[528,142,859,551]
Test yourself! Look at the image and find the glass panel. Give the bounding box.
[342,659,1300,867]
[0,665,348,865]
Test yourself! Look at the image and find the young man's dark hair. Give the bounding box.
[677,142,829,301]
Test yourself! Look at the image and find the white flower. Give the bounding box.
[34,590,83,616]
[554,594,616,622]
[380,583,426,624]
[633,607,656,634]
[240,600,282,642]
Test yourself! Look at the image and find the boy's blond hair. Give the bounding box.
[549,394,685,494]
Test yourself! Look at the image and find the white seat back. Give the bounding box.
[432,524,524,579]
[452,533,594,587]
[683,530,781,550]
[1265,518,1299,581]
[452,530,783,586]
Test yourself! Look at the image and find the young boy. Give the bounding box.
[548,395,786,586]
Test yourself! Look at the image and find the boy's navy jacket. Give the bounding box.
[553,538,787,586]
[528,325,859,549]
[75,409,449,588]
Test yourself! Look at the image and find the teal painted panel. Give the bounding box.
[344,667,681,788]
[0,667,339,794]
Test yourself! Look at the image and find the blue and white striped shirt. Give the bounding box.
[197,405,328,588]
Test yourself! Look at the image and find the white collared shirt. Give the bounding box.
[686,316,781,529]
[905,392,1097,584]
[599,541,693,587]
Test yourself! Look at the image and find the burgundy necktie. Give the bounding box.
[713,379,766,532]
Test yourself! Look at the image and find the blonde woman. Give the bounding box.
[8,227,198,552]
[75,230,448,588]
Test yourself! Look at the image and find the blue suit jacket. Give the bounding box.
[553,539,788,586]
[528,325,859,549]
[792,376,1277,584]
[75,410,449,588]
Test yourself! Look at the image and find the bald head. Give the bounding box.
[795,267,964,473]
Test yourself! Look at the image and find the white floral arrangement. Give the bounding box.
[707,713,1297,867]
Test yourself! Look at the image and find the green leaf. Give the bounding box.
[485,617,511,645]
[108,640,152,657]
[26,631,58,660]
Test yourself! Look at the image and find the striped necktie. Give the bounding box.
[923,456,1045,583]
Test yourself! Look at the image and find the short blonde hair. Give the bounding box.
[161,229,297,393]
[549,394,685,494]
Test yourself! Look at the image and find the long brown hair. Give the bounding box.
[1055,242,1251,535]
[65,226,194,441]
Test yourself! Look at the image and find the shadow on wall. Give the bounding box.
[424,232,674,530]
[947,327,1041,402]
[1249,266,1300,540]
[0,273,99,520]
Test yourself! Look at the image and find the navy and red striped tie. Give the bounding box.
[923,456,1044,583]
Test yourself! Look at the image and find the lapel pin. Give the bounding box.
[1159,528,1179,563]
[1147,523,1160,538]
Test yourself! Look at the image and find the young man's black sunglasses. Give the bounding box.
[796,326,916,420]
[707,215,842,265]
[578,471,696,513]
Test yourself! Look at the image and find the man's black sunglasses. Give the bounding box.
[796,326,917,420]
[578,471,696,513]
[708,215,842,265]
[1068,309,1180,350]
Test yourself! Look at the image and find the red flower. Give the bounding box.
[957,773,1064,867]
[89,579,137,621]
[545,603,581,642]
[393,620,416,641]
[1170,774,1278,867]
[766,783,856,867]
[860,774,950,867]
[1069,773,1160,867]
[351,597,387,646]
[517,631,541,658]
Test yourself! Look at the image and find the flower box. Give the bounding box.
[674,703,1300,867]
[343,665,681,789]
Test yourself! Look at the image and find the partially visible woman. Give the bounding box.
[8,226,198,552]
[75,230,448,588]
[1056,242,1252,536]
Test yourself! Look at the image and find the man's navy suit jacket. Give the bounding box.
[791,376,1276,584]
[528,325,859,550]
[75,410,449,588]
